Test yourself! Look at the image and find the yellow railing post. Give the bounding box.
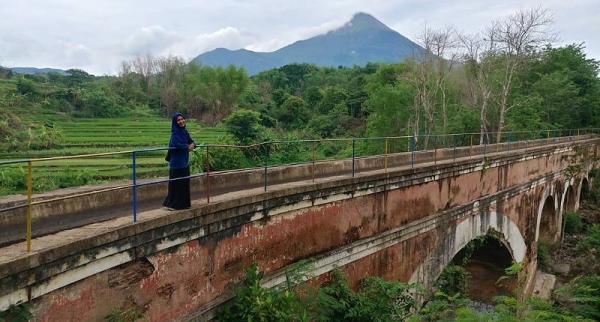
[26,161,32,252]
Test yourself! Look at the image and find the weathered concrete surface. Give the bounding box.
[532,270,557,299]
[0,136,597,321]
[0,136,589,246]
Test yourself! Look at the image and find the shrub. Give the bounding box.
[220,265,421,322]
[410,291,469,322]
[537,241,551,270]
[583,169,600,205]
[0,166,98,196]
[223,109,264,144]
[190,141,253,173]
[564,212,583,234]
[315,270,420,322]
[435,265,471,296]
[79,87,129,117]
[219,263,309,322]
[0,303,32,322]
[578,224,600,254]
[16,77,37,97]
[347,277,418,322]
[554,275,600,320]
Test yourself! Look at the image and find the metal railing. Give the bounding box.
[1,128,598,252]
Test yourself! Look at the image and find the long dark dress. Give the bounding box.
[163,166,191,209]
[163,112,195,210]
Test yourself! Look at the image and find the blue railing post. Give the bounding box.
[352,138,356,177]
[131,151,137,223]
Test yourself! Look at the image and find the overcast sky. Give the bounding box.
[1,0,598,75]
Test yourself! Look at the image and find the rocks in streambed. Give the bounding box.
[532,270,557,299]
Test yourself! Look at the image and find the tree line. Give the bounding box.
[1,8,599,147]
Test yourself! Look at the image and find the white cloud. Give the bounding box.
[122,25,182,57]
[116,25,257,62]
[247,17,348,52]
[168,27,257,58]
[63,43,93,67]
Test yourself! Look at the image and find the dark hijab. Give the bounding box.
[170,112,193,147]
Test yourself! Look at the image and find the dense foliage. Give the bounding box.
[1,41,599,154]
[219,264,420,322]
[219,262,600,322]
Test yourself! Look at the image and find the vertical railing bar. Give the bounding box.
[469,134,473,160]
[312,142,316,183]
[132,151,137,223]
[352,138,356,177]
[206,145,210,203]
[384,138,389,173]
[411,135,415,169]
[453,135,456,162]
[26,161,32,252]
[264,143,269,191]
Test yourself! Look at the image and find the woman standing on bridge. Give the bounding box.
[163,112,196,210]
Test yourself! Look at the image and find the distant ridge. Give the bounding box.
[10,67,68,75]
[192,12,425,75]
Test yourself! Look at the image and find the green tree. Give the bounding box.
[16,77,37,97]
[274,95,309,129]
[223,109,264,144]
[181,64,249,125]
[365,83,413,137]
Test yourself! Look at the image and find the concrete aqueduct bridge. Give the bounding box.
[0,135,597,321]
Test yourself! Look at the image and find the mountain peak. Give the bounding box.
[193,12,424,75]
[343,12,391,32]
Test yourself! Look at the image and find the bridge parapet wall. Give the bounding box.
[0,136,592,247]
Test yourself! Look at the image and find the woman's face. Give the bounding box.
[176,116,185,128]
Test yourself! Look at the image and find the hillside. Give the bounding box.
[10,67,67,75]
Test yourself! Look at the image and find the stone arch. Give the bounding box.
[534,182,560,244]
[579,176,591,206]
[563,184,577,214]
[537,195,558,244]
[557,180,577,241]
[409,211,526,289]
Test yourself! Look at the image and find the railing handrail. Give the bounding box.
[2,128,598,252]
[1,128,597,166]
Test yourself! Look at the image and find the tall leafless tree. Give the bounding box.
[132,53,158,97]
[458,32,495,144]
[156,56,186,116]
[410,26,458,148]
[489,7,553,142]
[458,7,553,143]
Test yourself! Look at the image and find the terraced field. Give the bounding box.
[1,117,227,196]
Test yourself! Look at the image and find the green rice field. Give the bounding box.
[0,117,228,196]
